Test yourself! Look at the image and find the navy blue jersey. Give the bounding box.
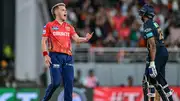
[143,19,168,58]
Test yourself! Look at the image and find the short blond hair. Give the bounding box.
[51,3,66,16]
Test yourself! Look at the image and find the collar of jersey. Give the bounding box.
[54,20,65,26]
[144,19,152,24]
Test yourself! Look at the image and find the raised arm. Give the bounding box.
[70,25,93,43]
[71,32,93,43]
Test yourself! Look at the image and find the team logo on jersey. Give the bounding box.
[52,26,59,30]
[65,26,70,31]
[144,28,152,32]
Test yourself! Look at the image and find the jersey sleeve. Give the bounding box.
[42,23,50,37]
[70,25,77,36]
[153,22,159,28]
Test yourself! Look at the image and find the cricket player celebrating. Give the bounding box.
[139,4,174,101]
[41,3,93,101]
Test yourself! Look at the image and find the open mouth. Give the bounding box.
[64,14,67,17]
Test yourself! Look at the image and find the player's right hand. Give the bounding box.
[85,32,94,41]
[148,61,157,78]
[44,55,52,67]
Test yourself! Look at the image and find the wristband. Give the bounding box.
[43,51,48,56]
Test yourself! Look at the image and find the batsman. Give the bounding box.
[139,4,174,101]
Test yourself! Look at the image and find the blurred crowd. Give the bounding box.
[0,45,16,87]
[73,69,134,88]
[47,0,180,47]
[74,69,99,88]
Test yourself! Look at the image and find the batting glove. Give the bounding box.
[148,61,157,78]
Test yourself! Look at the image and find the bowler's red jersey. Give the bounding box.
[42,20,77,55]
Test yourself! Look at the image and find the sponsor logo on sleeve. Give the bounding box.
[43,30,46,34]
[65,26,70,31]
[52,26,59,30]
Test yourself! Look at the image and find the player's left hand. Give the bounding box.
[85,32,93,41]
[148,61,157,78]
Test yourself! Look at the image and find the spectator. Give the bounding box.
[166,22,180,47]
[108,8,127,36]
[129,20,141,47]
[0,60,8,87]
[74,69,84,87]
[127,76,133,87]
[117,50,125,63]
[103,33,116,47]
[1,44,16,88]
[116,18,131,47]
[84,69,98,88]
[46,0,180,48]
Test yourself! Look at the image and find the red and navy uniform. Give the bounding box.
[42,20,77,101]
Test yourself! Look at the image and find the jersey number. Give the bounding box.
[157,28,164,40]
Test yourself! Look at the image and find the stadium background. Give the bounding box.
[0,0,180,101]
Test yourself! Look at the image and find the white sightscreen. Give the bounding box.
[15,0,45,81]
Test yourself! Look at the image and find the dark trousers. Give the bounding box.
[143,55,173,101]
[42,52,74,101]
